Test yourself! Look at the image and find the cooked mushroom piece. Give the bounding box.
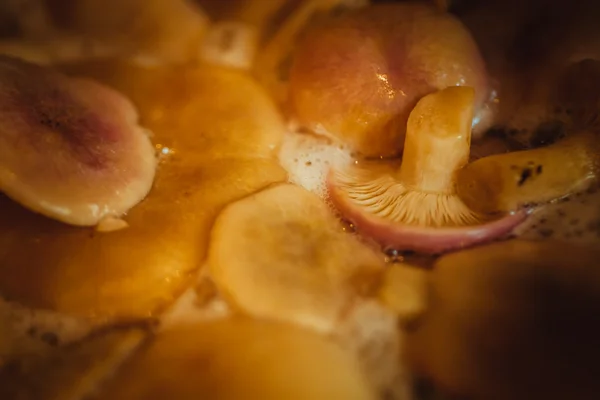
[457,130,600,214]
[0,59,287,318]
[377,263,428,325]
[0,56,156,226]
[208,184,384,334]
[289,2,493,158]
[407,239,600,400]
[328,86,527,254]
[99,319,378,400]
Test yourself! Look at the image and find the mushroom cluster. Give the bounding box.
[1,1,600,400]
[0,58,287,318]
[328,86,528,254]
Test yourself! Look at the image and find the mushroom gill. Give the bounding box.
[328,86,527,254]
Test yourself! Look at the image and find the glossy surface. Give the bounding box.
[458,132,600,213]
[253,0,368,107]
[0,60,286,318]
[0,56,156,226]
[290,3,491,157]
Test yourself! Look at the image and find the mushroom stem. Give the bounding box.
[398,86,474,194]
[327,85,527,254]
[457,131,600,213]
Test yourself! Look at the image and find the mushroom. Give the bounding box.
[457,130,600,214]
[406,239,600,400]
[328,86,527,254]
[100,319,377,400]
[0,59,286,318]
[208,183,384,334]
[253,0,369,108]
[377,263,428,325]
[0,56,156,226]
[289,2,494,158]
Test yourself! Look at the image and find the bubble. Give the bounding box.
[278,129,353,201]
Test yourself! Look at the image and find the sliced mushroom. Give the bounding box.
[329,86,527,254]
[0,56,156,226]
[99,319,378,400]
[208,183,384,334]
[457,130,600,214]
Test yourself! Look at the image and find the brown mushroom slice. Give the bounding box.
[0,60,286,318]
[99,319,377,400]
[208,184,384,334]
[0,56,156,226]
[0,327,147,400]
[329,87,527,254]
[457,131,600,214]
[406,240,600,400]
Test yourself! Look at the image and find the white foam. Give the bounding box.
[278,129,354,200]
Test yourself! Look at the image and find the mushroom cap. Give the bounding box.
[208,183,384,334]
[289,2,492,157]
[0,59,286,318]
[0,56,157,226]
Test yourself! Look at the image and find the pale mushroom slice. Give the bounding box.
[99,319,378,400]
[407,240,600,400]
[0,55,156,226]
[329,87,527,254]
[208,183,385,334]
[0,60,286,318]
